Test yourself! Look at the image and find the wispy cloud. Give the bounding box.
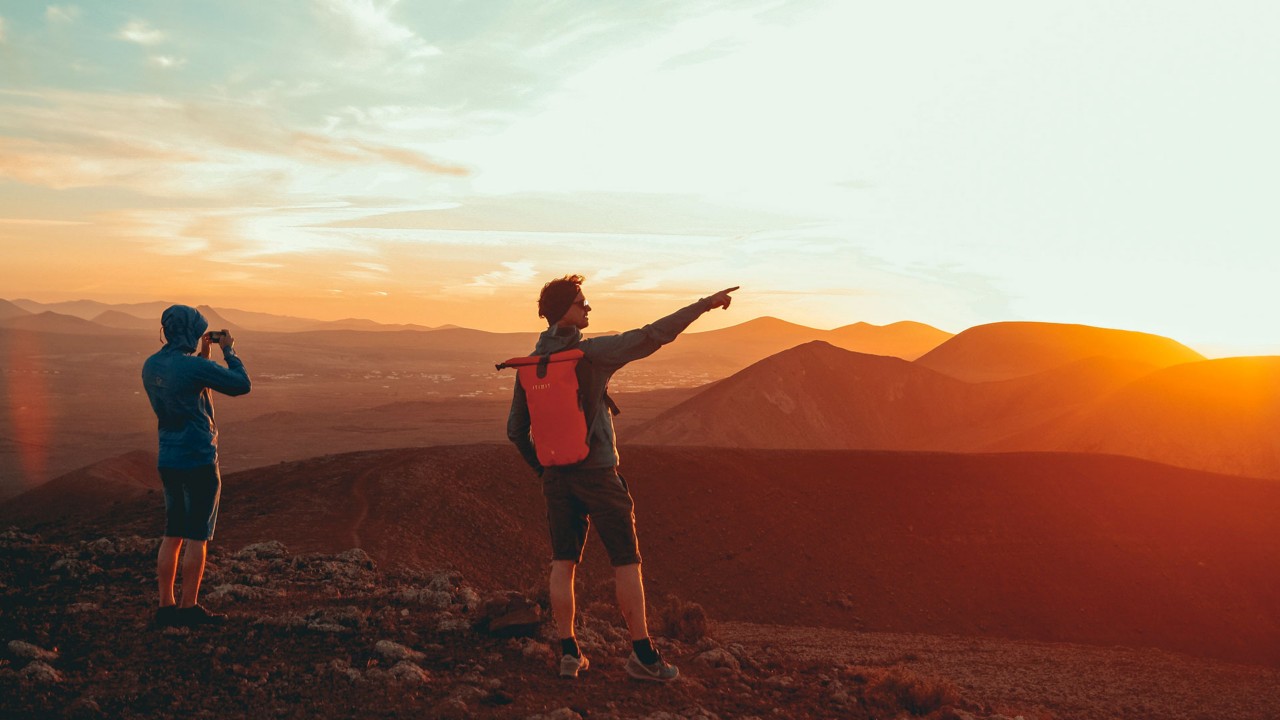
[117,19,165,45]
[148,55,187,69]
[0,218,89,226]
[453,260,539,295]
[0,88,465,202]
[46,6,80,23]
[315,0,441,74]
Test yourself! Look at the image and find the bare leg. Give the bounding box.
[177,540,208,608]
[614,563,649,640]
[549,560,577,640]
[157,537,183,607]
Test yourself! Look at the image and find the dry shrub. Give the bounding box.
[861,664,962,716]
[652,594,709,643]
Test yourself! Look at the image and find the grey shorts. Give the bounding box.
[542,465,641,567]
[160,464,221,541]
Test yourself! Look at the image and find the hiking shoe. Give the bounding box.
[625,652,679,682]
[177,604,227,627]
[559,652,589,678]
[154,605,181,628]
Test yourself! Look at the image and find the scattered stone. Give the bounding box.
[235,541,288,560]
[395,587,453,609]
[432,697,470,720]
[304,606,367,634]
[335,547,376,570]
[475,591,543,638]
[387,661,430,684]
[654,594,709,643]
[327,659,364,682]
[436,614,471,633]
[0,527,41,544]
[693,648,741,672]
[8,640,58,662]
[426,569,464,592]
[451,684,487,703]
[529,708,583,720]
[66,696,103,719]
[454,585,481,610]
[19,661,62,683]
[764,674,795,689]
[204,583,283,602]
[374,639,425,663]
[50,557,101,578]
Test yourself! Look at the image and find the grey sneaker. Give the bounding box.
[625,651,679,682]
[559,652,589,678]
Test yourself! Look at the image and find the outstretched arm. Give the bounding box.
[583,286,738,368]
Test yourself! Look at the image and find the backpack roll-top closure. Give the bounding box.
[497,349,590,467]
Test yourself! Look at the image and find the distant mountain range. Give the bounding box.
[5,296,1277,487]
[4,298,456,334]
[0,298,950,354]
[630,322,1280,480]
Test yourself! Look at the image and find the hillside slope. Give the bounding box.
[915,321,1203,382]
[5,444,1278,666]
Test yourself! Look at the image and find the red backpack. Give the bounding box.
[496,349,592,467]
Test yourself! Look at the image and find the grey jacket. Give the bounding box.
[507,297,714,471]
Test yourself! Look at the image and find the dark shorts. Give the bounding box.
[542,465,641,567]
[160,464,221,541]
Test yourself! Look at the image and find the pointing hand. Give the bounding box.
[707,286,739,310]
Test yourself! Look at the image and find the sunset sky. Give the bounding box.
[1,1,1277,354]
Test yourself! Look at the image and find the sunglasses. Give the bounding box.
[572,299,591,311]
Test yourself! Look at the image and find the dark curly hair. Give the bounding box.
[538,274,585,324]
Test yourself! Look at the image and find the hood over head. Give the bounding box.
[160,304,208,353]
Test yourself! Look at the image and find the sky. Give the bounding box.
[1,1,1278,354]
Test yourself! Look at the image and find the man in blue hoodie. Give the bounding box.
[142,305,251,628]
[508,275,736,682]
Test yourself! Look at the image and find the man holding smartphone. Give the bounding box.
[141,305,251,628]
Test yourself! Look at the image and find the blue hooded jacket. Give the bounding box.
[141,305,251,469]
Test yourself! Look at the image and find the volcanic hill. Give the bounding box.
[914,321,1204,382]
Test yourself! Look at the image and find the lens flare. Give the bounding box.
[5,331,51,489]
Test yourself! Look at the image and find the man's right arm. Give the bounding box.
[195,348,251,396]
[506,380,542,475]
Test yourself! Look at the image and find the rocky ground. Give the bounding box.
[718,624,1280,720]
[0,528,1036,720]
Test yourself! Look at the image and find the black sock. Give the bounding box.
[561,637,580,658]
[632,638,659,664]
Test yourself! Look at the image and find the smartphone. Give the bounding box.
[207,331,225,342]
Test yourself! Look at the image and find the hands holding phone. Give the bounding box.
[200,329,235,358]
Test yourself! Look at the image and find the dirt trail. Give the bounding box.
[347,455,412,549]
[718,621,1280,720]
